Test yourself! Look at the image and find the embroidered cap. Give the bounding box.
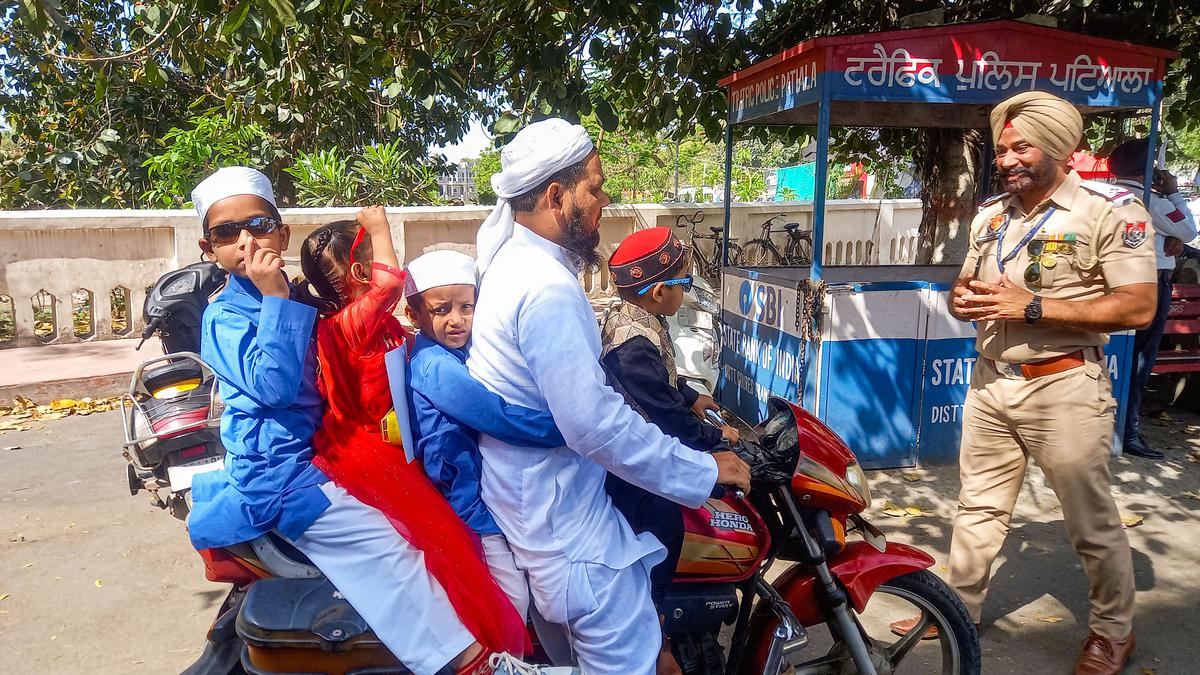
[608,227,687,290]
[404,250,478,297]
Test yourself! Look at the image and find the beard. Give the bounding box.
[999,154,1058,195]
[562,205,602,271]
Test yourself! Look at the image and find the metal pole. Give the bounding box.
[1143,81,1163,208]
[810,73,832,280]
[722,111,735,266]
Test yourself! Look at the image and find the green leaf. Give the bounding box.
[262,0,299,28]
[493,113,522,134]
[594,99,618,132]
[349,34,367,45]
[384,81,403,98]
[302,0,322,11]
[223,1,253,36]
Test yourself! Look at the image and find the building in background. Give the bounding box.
[437,159,477,202]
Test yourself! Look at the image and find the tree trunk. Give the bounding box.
[915,128,984,265]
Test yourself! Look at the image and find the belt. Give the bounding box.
[989,349,1092,379]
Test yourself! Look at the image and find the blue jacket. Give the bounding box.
[407,333,564,536]
[188,274,329,550]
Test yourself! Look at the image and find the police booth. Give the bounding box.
[713,20,1177,468]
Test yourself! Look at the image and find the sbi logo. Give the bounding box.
[738,280,784,328]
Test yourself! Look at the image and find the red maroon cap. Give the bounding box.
[608,227,687,289]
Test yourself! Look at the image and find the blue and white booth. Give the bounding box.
[714,21,1174,467]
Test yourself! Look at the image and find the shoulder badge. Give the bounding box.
[1080,180,1136,206]
[1122,221,1147,249]
[978,192,1008,211]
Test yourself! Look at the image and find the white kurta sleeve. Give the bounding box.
[517,281,718,508]
[1153,193,1199,242]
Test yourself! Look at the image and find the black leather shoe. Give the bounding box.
[1123,439,1165,459]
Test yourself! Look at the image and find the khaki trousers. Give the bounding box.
[947,355,1135,640]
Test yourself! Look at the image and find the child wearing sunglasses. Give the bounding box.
[599,227,739,675]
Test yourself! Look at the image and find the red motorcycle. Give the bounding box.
[122,263,980,674]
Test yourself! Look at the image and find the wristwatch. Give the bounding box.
[1024,295,1043,325]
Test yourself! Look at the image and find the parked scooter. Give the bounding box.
[667,275,721,395]
[123,264,980,675]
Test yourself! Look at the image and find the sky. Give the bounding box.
[431,118,491,163]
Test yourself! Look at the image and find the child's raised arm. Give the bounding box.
[358,206,399,269]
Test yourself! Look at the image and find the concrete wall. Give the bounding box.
[0,200,921,348]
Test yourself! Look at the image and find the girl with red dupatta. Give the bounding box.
[293,206,531,675]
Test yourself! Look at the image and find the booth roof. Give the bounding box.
[718,19,1179,128]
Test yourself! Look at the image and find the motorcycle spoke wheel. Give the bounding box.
[787,570,980,675]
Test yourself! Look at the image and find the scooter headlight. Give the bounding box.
[693,286,720,315]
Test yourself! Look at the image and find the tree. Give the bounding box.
[6,0,1198,260]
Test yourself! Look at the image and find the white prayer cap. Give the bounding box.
[191,166,278,227]
[404,250,478,297]
[476,118,595,276]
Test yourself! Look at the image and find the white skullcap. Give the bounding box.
[404,250,478,297]
[191,166,278,227]
[475,118,594,276]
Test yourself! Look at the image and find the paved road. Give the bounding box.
[1,411,214,674]
[2,407,1198,674]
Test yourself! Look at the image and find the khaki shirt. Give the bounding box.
[960,171,1157,363]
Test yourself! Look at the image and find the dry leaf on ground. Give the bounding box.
[94,579,103,587]
[1035,614,1064,623]
[901,472,923,482]
[0,593,8,601]
[1179,491,1200,501]
[881,501,928,517]
[1120,513,1144,528]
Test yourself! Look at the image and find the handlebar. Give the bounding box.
[675,211,705,228]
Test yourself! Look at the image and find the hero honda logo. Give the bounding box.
[738,280,785,329]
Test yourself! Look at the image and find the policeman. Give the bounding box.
[895,91,1157,675]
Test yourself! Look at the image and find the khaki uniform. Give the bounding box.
[949,170,1157,640]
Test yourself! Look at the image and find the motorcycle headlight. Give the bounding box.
[844,462,871,507]
[795,455,871,509]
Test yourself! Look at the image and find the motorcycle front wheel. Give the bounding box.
[789,570,981,675]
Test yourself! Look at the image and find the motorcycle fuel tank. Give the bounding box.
[676,495,770,582]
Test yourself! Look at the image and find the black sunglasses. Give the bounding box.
[206,216,283,244]
[637,275,694,296]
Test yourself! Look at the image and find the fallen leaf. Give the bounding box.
[1121,514,1144,529]
[0,593,8,601]
[94,579,103,587]
[49,399,77,410]
[1140,668,1157,675]
[1035,614,1064,623]
[881,501,906,517]
[2,445,20,451]
[21,562,35,569]
[904,506,927,516]
[66,523,76,528]
[1180,491,1200,501]
[901,472,923,482]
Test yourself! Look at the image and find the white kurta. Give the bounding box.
[468,225,718,673]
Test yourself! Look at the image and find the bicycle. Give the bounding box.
[674,211,742,289]
[740,213,813,267]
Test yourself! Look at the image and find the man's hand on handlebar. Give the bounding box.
[712,451,751,495]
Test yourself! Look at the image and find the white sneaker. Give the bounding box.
[488,652,580,675]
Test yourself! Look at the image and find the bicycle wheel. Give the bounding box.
[741,239,783,266]
[789,236,813,266]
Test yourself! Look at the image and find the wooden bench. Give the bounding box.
[1153,283,1200,374]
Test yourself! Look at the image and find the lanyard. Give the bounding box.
[996,206,1056,274]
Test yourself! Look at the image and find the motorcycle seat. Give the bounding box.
[238,576,407,673]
